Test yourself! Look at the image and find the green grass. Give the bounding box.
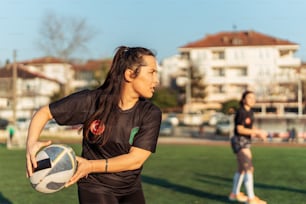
[1,142,306,204]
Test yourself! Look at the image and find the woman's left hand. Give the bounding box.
[65,156,93,188]
[257,129,268,141]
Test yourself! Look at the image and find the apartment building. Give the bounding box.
[21,57,74,95]
[0,57,111,122]
[164,30,303,115]
[0,63,61,120]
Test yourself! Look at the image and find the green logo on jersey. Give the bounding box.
[129,127,139,145]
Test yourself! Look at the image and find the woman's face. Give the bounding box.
[244,93,256,108]
[131,55,159,98]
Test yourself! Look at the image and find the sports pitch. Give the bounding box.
[1,142,306,204]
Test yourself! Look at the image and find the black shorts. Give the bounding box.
[78,185,145,204]
[230,136,251,154]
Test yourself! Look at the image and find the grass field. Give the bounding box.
[1,142,306,204]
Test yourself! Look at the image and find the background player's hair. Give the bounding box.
[239,90,254,106]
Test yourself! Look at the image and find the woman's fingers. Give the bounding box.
[26,140,52,177]
[65,156,90,187]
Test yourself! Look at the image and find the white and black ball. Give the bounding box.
[30,144,77,193]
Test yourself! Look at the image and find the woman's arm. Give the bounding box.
[26,105,53,177]
[236,125,267,139]
[65,146,151,187]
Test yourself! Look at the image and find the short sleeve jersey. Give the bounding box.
[234,106,254,138]
[49,89,162,196]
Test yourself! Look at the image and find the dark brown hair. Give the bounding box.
[239,90,254,106]
[83,46,156,145]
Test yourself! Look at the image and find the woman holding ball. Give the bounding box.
[26,46,162,204]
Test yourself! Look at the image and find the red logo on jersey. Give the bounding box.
[90,120,105,135]
[245,117,251,125]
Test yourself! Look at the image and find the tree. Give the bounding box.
[221,99,239,114]
[37,12,96,60]
[190,65,206,101]
[177,64,207,104]
[302,80,306,113]
[151,87,179,110]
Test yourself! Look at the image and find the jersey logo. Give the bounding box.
[129,127,139,145]
[90,120,105,135]
[245,117,251,125]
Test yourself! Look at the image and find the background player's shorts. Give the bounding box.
[230,135,251,154]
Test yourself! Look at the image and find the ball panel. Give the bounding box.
[29,144,77,194]
[48,153,74,175]
[35,151,49,161]
[33,158,52,172]
[45,145,65,162]
[46,181,66,191]
[30,168,50,184]
[44,170,75,182]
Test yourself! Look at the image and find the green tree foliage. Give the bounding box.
[91,60,111,89]
[176,65,206,104]
[190,65,206,101]
[302,80,306,113]
[221,99,239,114]
[151,87,179,110]
[50,88,65,102]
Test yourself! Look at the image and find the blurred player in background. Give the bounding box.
[229,90,267,204]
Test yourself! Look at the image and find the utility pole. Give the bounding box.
[296,68,303,117]
[186,65,192,107]
[12,50,17,126]
[297,71,303,117]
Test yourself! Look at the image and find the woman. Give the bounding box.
[26,46,162,204]
[229,90,267,204]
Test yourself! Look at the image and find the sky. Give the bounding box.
[1,0,306,64]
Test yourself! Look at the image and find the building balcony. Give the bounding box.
[205,92,241,102]
[0,91,12,98]
[205,76,250,85]
[277,57,301,67]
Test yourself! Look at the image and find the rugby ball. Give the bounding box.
[29,144,77,193]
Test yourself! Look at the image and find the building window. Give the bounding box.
[212,51,225,60]
[266,106,277,113]
[237,67,247,76]
[180,52,190,60]
[279,49,290,57]
[212,67,225,76]
[218,85,225,93]
[213,85,225,93]
[232,38,242,45]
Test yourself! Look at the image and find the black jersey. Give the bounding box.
[234,106,254,138]
[49,89,162,196]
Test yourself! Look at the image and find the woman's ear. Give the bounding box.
[124,69,134,82]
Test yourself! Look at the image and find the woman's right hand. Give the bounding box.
[26,140,52,178]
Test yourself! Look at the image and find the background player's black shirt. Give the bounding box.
[49,89,162,196]
[234,106,254,138]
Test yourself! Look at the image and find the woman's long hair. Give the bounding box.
[83,46,156,145]
[239,90,254,107]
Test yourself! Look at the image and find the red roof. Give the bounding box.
[180,30,298,48]
[20,56,67,65]
[73,59,112,71]
[0,64,60,83]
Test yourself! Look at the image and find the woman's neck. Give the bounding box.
[118,96,139,110]
[244,104,251,111]
[119,83,140,110]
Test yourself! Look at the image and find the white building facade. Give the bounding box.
[163,30,303,115]
[0,56,75,122]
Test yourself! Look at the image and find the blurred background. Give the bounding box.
[1,0,306,148]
